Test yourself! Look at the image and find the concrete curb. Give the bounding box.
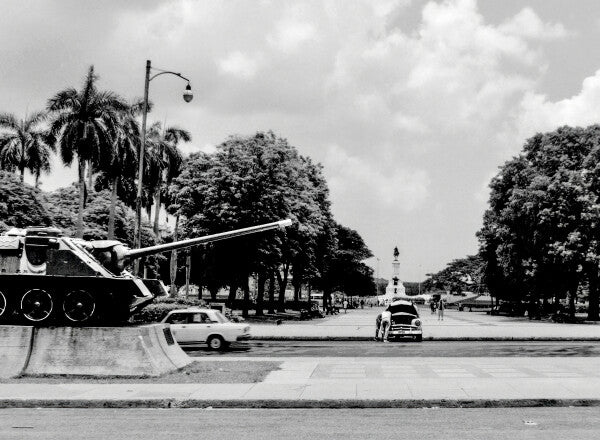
[250,336,600,342]
[1,398,599,409]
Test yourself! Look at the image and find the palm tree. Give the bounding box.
[101,104,141,240]
[146,122,190,236]
[0,111,53,186]
[47,66,127,237]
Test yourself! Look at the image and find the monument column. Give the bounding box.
[383,246,405,303]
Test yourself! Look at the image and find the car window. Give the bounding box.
[204,312,220,323]
[166,313,190,324]
[190,312,219,323]
[191,313,206,323]
[214,311,229,323]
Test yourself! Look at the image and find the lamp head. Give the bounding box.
[183,83,193,103]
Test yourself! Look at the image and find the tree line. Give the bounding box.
[478,125,600,321]
[0,66,375,314]
[168,131,375,316]
[0,66,190,242]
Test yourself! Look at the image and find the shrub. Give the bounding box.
[131,297,206,323]
[0,171,52,228]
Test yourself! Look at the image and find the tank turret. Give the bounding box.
[0,219,292,325]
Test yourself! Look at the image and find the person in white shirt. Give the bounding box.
[380,307,392,342]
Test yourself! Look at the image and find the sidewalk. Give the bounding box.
[249,308,600,340]
[1,356,599,408]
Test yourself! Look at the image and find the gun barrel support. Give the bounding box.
[124,219,292,262]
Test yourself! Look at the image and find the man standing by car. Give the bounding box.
[375,312,382,341]
[380,307,392,342]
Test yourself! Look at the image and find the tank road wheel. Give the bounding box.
[20,289,53,323]
[0,290,8,322]
[62,290,96,324]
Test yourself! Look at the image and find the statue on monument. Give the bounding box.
[378,245,405,305]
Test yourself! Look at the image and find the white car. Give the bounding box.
[161,308,251,350]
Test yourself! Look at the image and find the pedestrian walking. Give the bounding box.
[343,299,348,314]
[430,300,436,314]
[375,313,382,341]
[438,298,445,321]
[380,307,392,342]
[360,299,364,309]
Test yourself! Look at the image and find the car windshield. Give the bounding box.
[388,304,417,315]
[213,311,229,323]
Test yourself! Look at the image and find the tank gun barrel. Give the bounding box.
[124,219,292,262]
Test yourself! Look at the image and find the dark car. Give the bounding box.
[386,300,422,342]
[489,301,526,317]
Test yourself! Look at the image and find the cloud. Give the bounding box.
[324,145,430,211]
[267,18,315,52]
[499,7,568,41]
[522,70,600,128]
[218,51,262,79]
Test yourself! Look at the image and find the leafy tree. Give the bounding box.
[47,66,127,237]
[170,132,335,315]
[0,171,52,229]
[423,255,486,294]
[0,111,53,186]
[478,126,600,320]
[314,223,375,304]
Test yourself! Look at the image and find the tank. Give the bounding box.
[0,219,292,325]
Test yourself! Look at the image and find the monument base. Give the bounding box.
[0,324,192,378]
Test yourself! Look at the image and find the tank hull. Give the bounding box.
[0,274,153,325]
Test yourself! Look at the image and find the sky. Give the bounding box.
[3,0,600,282]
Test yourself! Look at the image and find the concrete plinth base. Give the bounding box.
[0,324,191,378]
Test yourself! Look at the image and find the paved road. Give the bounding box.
[186,340,600,357]
[1,408,599,439]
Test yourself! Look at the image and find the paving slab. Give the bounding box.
[187,384,255,400]
[244,383,305,400]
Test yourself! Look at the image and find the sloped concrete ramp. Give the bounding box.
[0,324,191,378]
[0,326,34,379]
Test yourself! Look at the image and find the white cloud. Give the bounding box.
[373,0,410,18]
[393,113,429,133]
[512,70,600,145]
[324,145,430,211]
[218,51,262,79]
[499,7,568,41]
[267,19,315,52]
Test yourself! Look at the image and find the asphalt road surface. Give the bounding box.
[186,340,600,357]
[1,408,599,440]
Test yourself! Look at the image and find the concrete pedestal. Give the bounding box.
[0,324,191,378]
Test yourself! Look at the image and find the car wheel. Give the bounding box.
[415,335,423,342]
[207,335,225,351]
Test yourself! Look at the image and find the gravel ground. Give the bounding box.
[1,361,281,384]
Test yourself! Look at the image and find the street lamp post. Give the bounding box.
[133,60,193,275]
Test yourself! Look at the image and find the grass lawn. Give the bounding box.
[1,361,281,384]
